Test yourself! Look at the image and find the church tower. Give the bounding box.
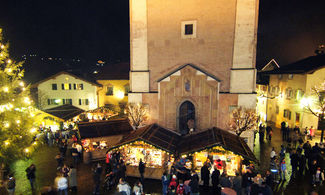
[129,0,259,147]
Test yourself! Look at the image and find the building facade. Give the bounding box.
[128,0,259,149]
[259,54,325,130]
[96,62,130,109]
[32,71,100,111]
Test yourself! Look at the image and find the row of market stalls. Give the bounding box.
[78,118,133,162]
[77,121,257,180]
[34,104,119,132]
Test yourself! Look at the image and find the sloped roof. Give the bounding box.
[31,71,101,87]
[44,104,85,121]
[261,54,325,74]
[78,118,133,139]
[178,127,257,162]
[157,64,221,82]
[110,123,181,153]
[110,124,257,162]
[96,62,130,80]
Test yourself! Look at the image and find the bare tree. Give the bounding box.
[126,103,149,129]
[229,107,259,136]
[302,86,325,142]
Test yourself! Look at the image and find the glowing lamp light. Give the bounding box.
[300,97,312,108]
[4,140,9,146]
[33,141,37,145]
[19,81,24,87]
[4,122,10,128]
[30,128,37,133]
[0,44,4,49]
[24,148,29,153]
[16,120,21,124]
[3,87,9,92]
[7,59,12,64]
[54,99,61,104]
[115,91,125,99]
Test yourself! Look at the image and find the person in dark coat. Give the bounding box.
[139,159,145,183]
[93,163,103,195]
[290,150,299,178]
[200,162,210,189]
[281,121,286,141]
[232,171,242,195]
[219,172,231,188]
[119,159,127,180]
[189,170,199,195]
[261,181,273,195]
[25,164,36,191]
[211,166,220,194]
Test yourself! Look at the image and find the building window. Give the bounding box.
[52,84,57,90]
[278,74,283,79]
[288,74,293,79]
[79,99,89,105]
[296,89,304,100]
[276,106,279,114]
[184,24,193,35]
[62,83,71,90]
[77,84,83,90]
[124,85,130,96]
[181,20,197,39]
[62,99,72,105]
[106,86,114,96]
[47,99,60,105]
[284,109,291,120]
[286,88,293,99]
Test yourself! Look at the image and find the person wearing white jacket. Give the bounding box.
[54,172,68,195]
[117,178,131,195]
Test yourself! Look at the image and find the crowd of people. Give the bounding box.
[2,121,325,194]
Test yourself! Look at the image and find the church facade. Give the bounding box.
[128,0,259,148]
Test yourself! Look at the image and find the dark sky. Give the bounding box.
[0,0,324,69]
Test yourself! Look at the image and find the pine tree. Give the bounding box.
[0,29,36,166]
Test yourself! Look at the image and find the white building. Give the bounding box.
[32,71,101,111]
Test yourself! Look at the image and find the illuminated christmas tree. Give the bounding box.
[0,29,36,166]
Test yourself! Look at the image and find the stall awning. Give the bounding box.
[178,127,258,162]
[110,123,181,153]
[44,104,85,121]
[110,124,257,162]
[78,118,133,139]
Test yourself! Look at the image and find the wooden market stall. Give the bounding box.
[78,118,133,162]
[108,123,181,180]
[178,127,258,176]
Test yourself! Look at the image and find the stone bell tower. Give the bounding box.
[128,0,259,148]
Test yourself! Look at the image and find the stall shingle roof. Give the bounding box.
[78,118,133,139]
[110,124,257,162]
[112,123,181,153]
[44,104,85,121]
[178,127,257,162]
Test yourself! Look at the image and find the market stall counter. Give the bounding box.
[78,118,133,162]
[178,127,258,177]
[108,124,180,180]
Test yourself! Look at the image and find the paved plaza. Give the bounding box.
[11,126,325,195]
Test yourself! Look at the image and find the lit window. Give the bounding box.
[79,99,89,105]
[62,83,71,90]
[47,99,60,105]
[62,99,72,105]
[106,86,114,96]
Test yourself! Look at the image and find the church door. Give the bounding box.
[179,101,195,135]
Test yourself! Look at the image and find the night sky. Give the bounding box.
[0,0,324,72]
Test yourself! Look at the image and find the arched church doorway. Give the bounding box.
[178,101,195,135]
